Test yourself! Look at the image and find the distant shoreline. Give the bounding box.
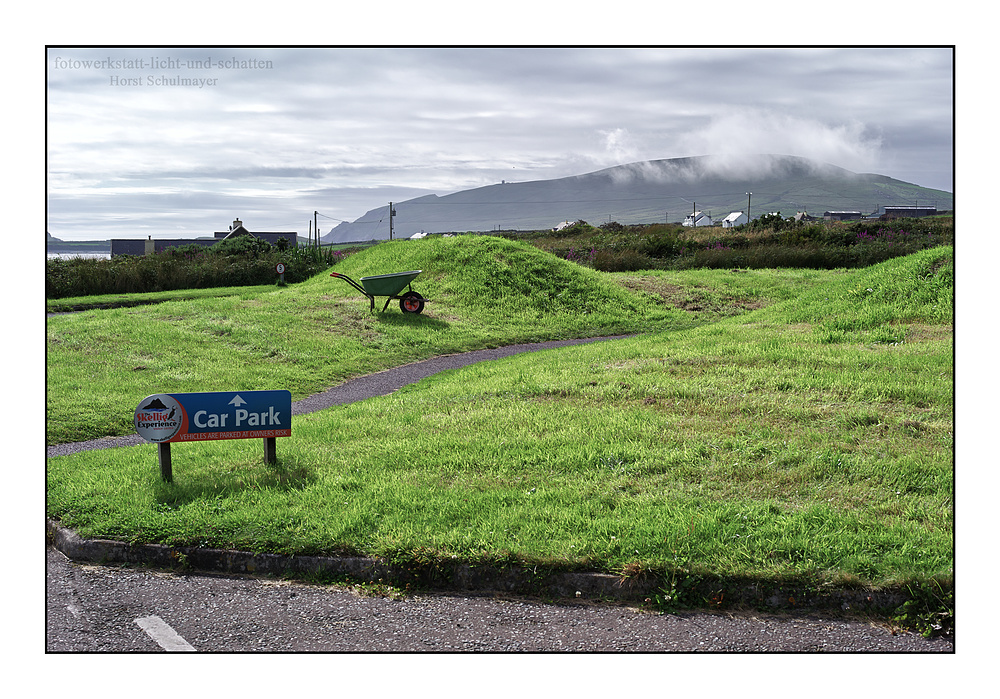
[47,241,111,254]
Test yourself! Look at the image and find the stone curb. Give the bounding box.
[46,518,648,600]
[46,518,908,614]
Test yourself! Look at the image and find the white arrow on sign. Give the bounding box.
[229,395,247,407]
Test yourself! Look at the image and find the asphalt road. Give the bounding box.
[46,547,951,653]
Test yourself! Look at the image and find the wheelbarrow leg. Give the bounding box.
[381,296,393,312]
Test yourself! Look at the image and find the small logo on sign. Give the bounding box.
[134,394,184,443]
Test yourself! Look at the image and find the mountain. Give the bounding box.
[322,155,953,243]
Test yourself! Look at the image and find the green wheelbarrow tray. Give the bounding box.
[330,270,427,314]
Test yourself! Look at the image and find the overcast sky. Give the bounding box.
[46,46,954,241]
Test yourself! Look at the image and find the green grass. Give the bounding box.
[46,284,277,313]
[47,235,800,445]
[46,243,953,598]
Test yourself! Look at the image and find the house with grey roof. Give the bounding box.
[721,211,748,228]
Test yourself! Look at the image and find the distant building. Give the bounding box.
[110,237,217,256]
[111,219,297,257]
[793,211,817,222]
[682,211,713,227]
[882,206,937,219]
[823,211,863,221]
[214,218,297,247]
[721,211,747,228]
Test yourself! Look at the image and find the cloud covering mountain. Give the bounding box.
[323,155,953,243]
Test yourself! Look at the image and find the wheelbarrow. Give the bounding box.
[329,269,426,314]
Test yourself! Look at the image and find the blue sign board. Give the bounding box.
[134,390,292,444]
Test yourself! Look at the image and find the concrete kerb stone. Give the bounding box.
[46,518,657,601]
[46,518,652,601]
[46,518,908,613]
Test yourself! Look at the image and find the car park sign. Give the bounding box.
[134,390,292,444]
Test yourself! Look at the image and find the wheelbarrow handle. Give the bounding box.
[330,271,363,290]
[330,271,373,306]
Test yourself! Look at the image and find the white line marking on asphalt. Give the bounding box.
[135,615,196,652]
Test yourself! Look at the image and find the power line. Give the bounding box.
[315,212,349,222]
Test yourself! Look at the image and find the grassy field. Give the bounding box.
[46,237,953,623]
[47,235,809,445]
[46,283,277,313]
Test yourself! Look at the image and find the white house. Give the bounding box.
[721,211,748,228]
[682,211,713,227]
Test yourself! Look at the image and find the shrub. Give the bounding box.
[551,220,599,238]
[210,235,274,258]
[639,230,684,258]
[46,242,350,299]
[593,249,657,272]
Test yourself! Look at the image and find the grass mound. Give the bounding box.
[771,245,953,342]
[315,235,661,330]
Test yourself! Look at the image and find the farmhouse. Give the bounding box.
[111,219,297,257]
[682,211,713,227]
[721,211,748,228]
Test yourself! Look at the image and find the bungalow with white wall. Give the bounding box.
[721,211,747,228]
[682,211,713,227]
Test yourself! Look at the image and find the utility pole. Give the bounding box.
[308,219,312,248]
[746,193,752,224]
[389,202,396,240]
[314,211,318,249]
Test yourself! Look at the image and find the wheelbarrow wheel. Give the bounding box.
[400,291,425,314]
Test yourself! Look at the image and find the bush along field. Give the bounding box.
[46,238,953,634]
[45,236,349,299]
[510,215,953,272]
